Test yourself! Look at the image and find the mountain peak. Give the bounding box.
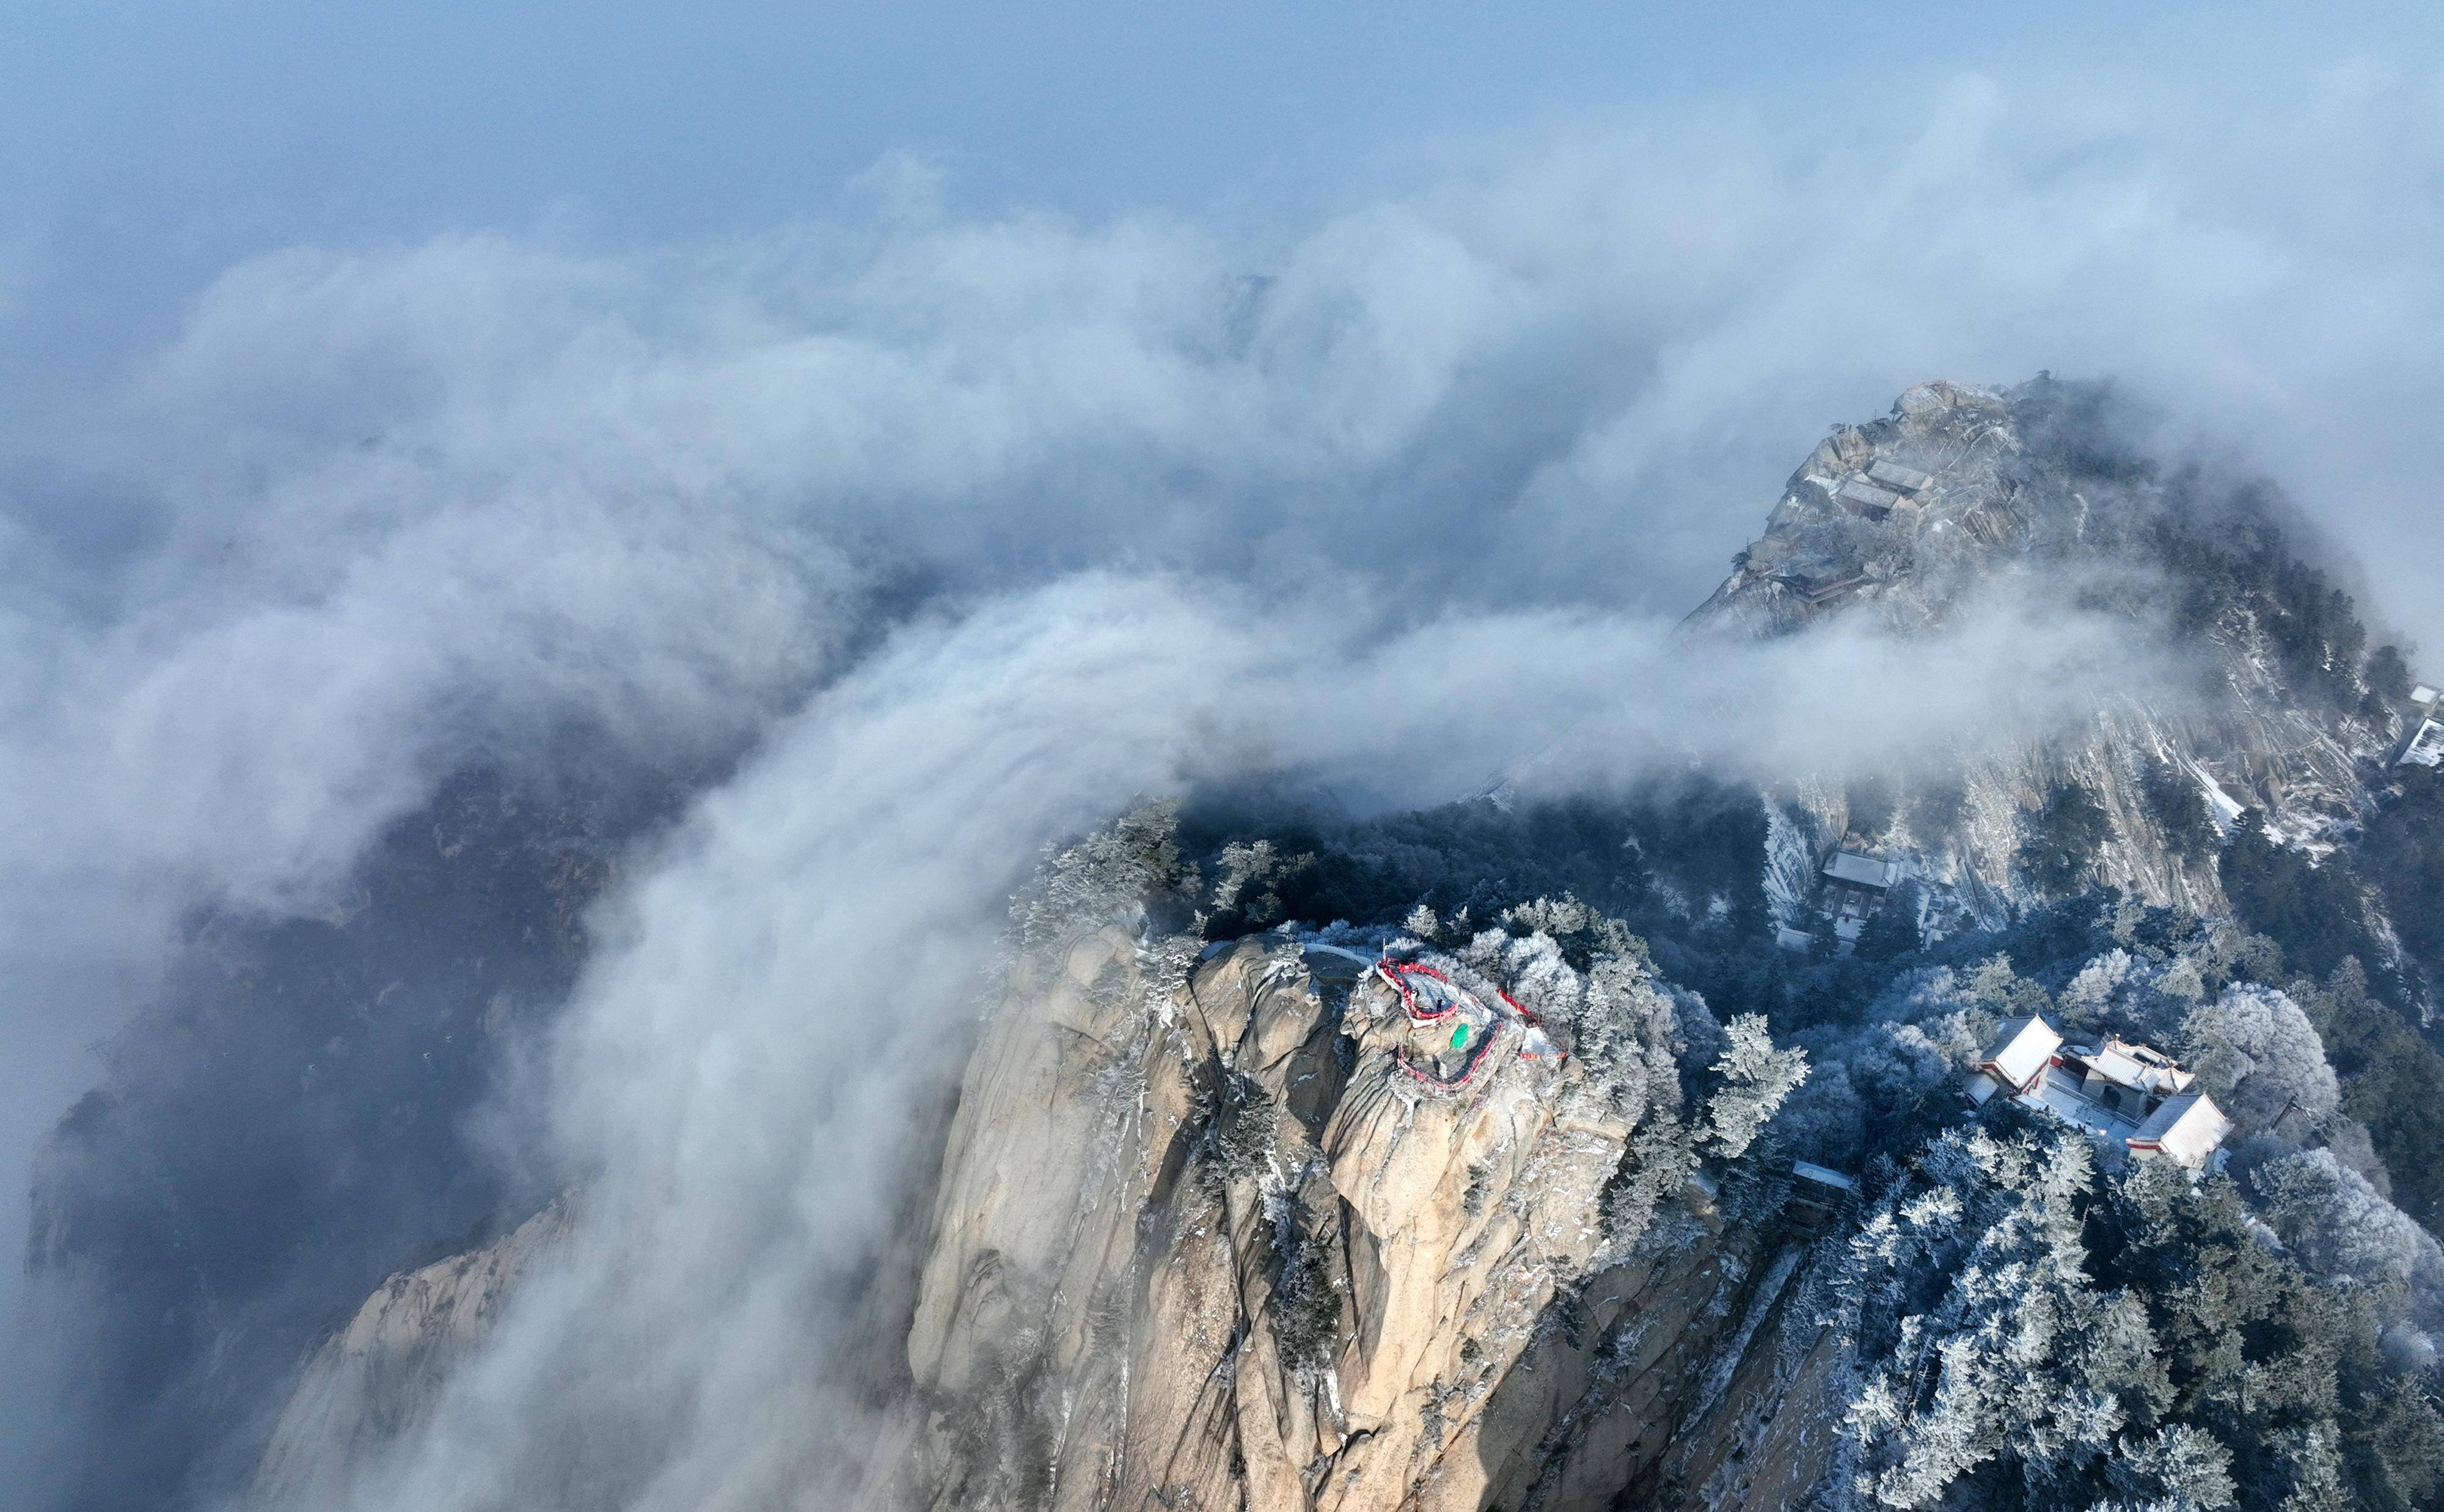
[1686,376,2171,637]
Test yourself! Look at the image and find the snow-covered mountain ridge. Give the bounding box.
[1691,376,2406,948]
[235,378,2444,1512]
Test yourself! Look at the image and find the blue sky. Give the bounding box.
[6,1,2437,337]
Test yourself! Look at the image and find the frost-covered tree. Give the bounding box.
[2019,780,2113,893]
[2058,948,2137,1032]
[1010,798,1188,950]
[1957,952,2055,1023]
[1212,839,1276,912]
[2093,1160,2444,1512]
[1823,1116,2444,1512]
[2138,754,2221,865]
[1774,1058,1867,1168]
[1853,880,1924,962]
[1495,894,1641,971]
[1777,962,2013,1167]
[2104,1423,2239,1511]
[1833,1131,2168,1511]
[1703,1013,1809,1159]
[1571,948,1684,1118]
[1600,1117,1702,1254]
[2269,1426,2347,1512]
[2180,984,2341,1136]
[2248,1149,2443,1291]
[1496,927,1586,1028]
[1209,837,1315,927]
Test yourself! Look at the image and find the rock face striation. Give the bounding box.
[865,927,1837,1512]
[244,926,1843,1512]
[1688,378,2401,940]
[244,922,1844,1512]
[249,1199,574,1510]
[245,377,2423,1511]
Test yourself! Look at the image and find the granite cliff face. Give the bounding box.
[250,1199,574,1510]
[865,926,1835,1512]
[1690,378,2398,944]
[247,924,1845,1512]
[240,378,2429,1511]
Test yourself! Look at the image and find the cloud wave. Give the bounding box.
[7,65,2444,1507]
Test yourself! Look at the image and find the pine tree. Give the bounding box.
[1853,881,1923,962]
[1703,1013,1808,1159]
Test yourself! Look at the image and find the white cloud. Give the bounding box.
[308,566,2181,1510]
[8,64,2444,1505]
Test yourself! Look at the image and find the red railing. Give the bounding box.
[1376,960,1567,1084]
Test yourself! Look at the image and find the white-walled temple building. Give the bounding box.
[1965,1015,2232,1170]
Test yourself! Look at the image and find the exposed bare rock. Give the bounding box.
[881,928,1837,1512]
[1692,378,2396,938]
[243,851,1841,1512]
[250,377,2423,1511]
[248,1199,574,1510]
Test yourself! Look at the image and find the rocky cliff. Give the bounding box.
[239,377,2433,1512]
[249,1199,574,1510]
[855,923,1838,1512]
[245,920,1841,1512]
[1692,378,2401,943]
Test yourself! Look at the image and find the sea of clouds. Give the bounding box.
[5,65,2444,1508]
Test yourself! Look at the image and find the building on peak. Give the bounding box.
[1964,1015,2230,1170]
[1867,458,1933,492]
[2126,1093,2234,1169]
[1823,851,1900,889]
[1820,850,1901,945]
[1789,1160,1859,1227]
[1837,455,1937,521]
[2395,684,2444,767]
[2077,1036,2194,1110]
[1970,1015,2063,1098]
[1835,477,1903,519]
